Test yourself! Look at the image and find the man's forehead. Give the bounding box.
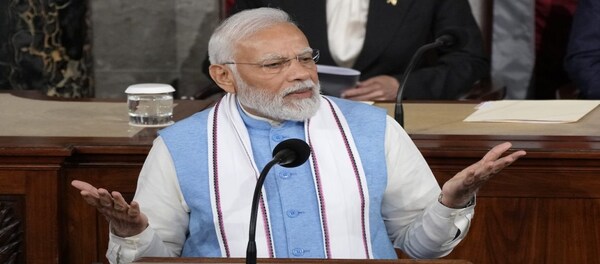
[235,23,310,60]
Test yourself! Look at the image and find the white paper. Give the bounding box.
[463,100,600,123]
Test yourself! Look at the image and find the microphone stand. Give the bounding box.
[394,41,446,127]
[246,151,290,264]
[245,139,310,264]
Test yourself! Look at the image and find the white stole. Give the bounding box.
[207,94,373,258]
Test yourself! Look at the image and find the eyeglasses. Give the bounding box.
[223,49,320,74]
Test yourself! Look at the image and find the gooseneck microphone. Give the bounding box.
[246,138,311,264]
[394,28,468,127]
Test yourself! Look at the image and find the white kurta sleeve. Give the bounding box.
[382,116,474,258]
[106,136,190,263]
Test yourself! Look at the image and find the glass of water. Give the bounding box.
[125,83,175,127]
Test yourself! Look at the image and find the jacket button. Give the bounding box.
[292,248,304,256]
[286,209,299,218]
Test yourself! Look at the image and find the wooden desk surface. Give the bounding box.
[369,102,600,161]
[0,92,213,156]
[0,92,212,138]
[376,102,600,136]
[1,94,597,153]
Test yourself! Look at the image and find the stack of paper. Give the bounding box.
[464,100,600,123]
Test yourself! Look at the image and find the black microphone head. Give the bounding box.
[435,28,468,52]
[272,138,311,168]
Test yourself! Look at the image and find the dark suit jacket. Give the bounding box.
[565,0,600,99]
[231,0,490,99]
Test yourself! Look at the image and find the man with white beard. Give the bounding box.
[71,7,526,263]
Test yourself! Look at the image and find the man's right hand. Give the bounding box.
[71,180,148,237]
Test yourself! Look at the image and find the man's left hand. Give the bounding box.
[440,142,527,208]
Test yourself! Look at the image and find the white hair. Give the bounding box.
[208,7,296,64]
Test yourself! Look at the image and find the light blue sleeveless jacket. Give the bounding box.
[158,97,397,259]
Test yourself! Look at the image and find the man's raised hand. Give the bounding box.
[71,180,148,237]
[440,142,527,208]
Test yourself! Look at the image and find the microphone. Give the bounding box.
[394,28,468,127]
[246,138,311,264]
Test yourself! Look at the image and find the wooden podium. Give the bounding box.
[1,91,599,263]
[134,257,472,264]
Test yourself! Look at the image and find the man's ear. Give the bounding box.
[209,64,236,94]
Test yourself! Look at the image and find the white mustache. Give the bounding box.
[282,80,317,96]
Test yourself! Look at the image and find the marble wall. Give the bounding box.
[0,0,221,99]
[0,0,93,98]
[91,0,220,99]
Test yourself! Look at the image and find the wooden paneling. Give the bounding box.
[65,165,141,264]
[63,141,149,264]
[0,168,63,264]
[0,197,25,264]
[445,198,600,263]
[407,134,600,264]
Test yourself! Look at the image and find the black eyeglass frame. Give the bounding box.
[222,49,320,74]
